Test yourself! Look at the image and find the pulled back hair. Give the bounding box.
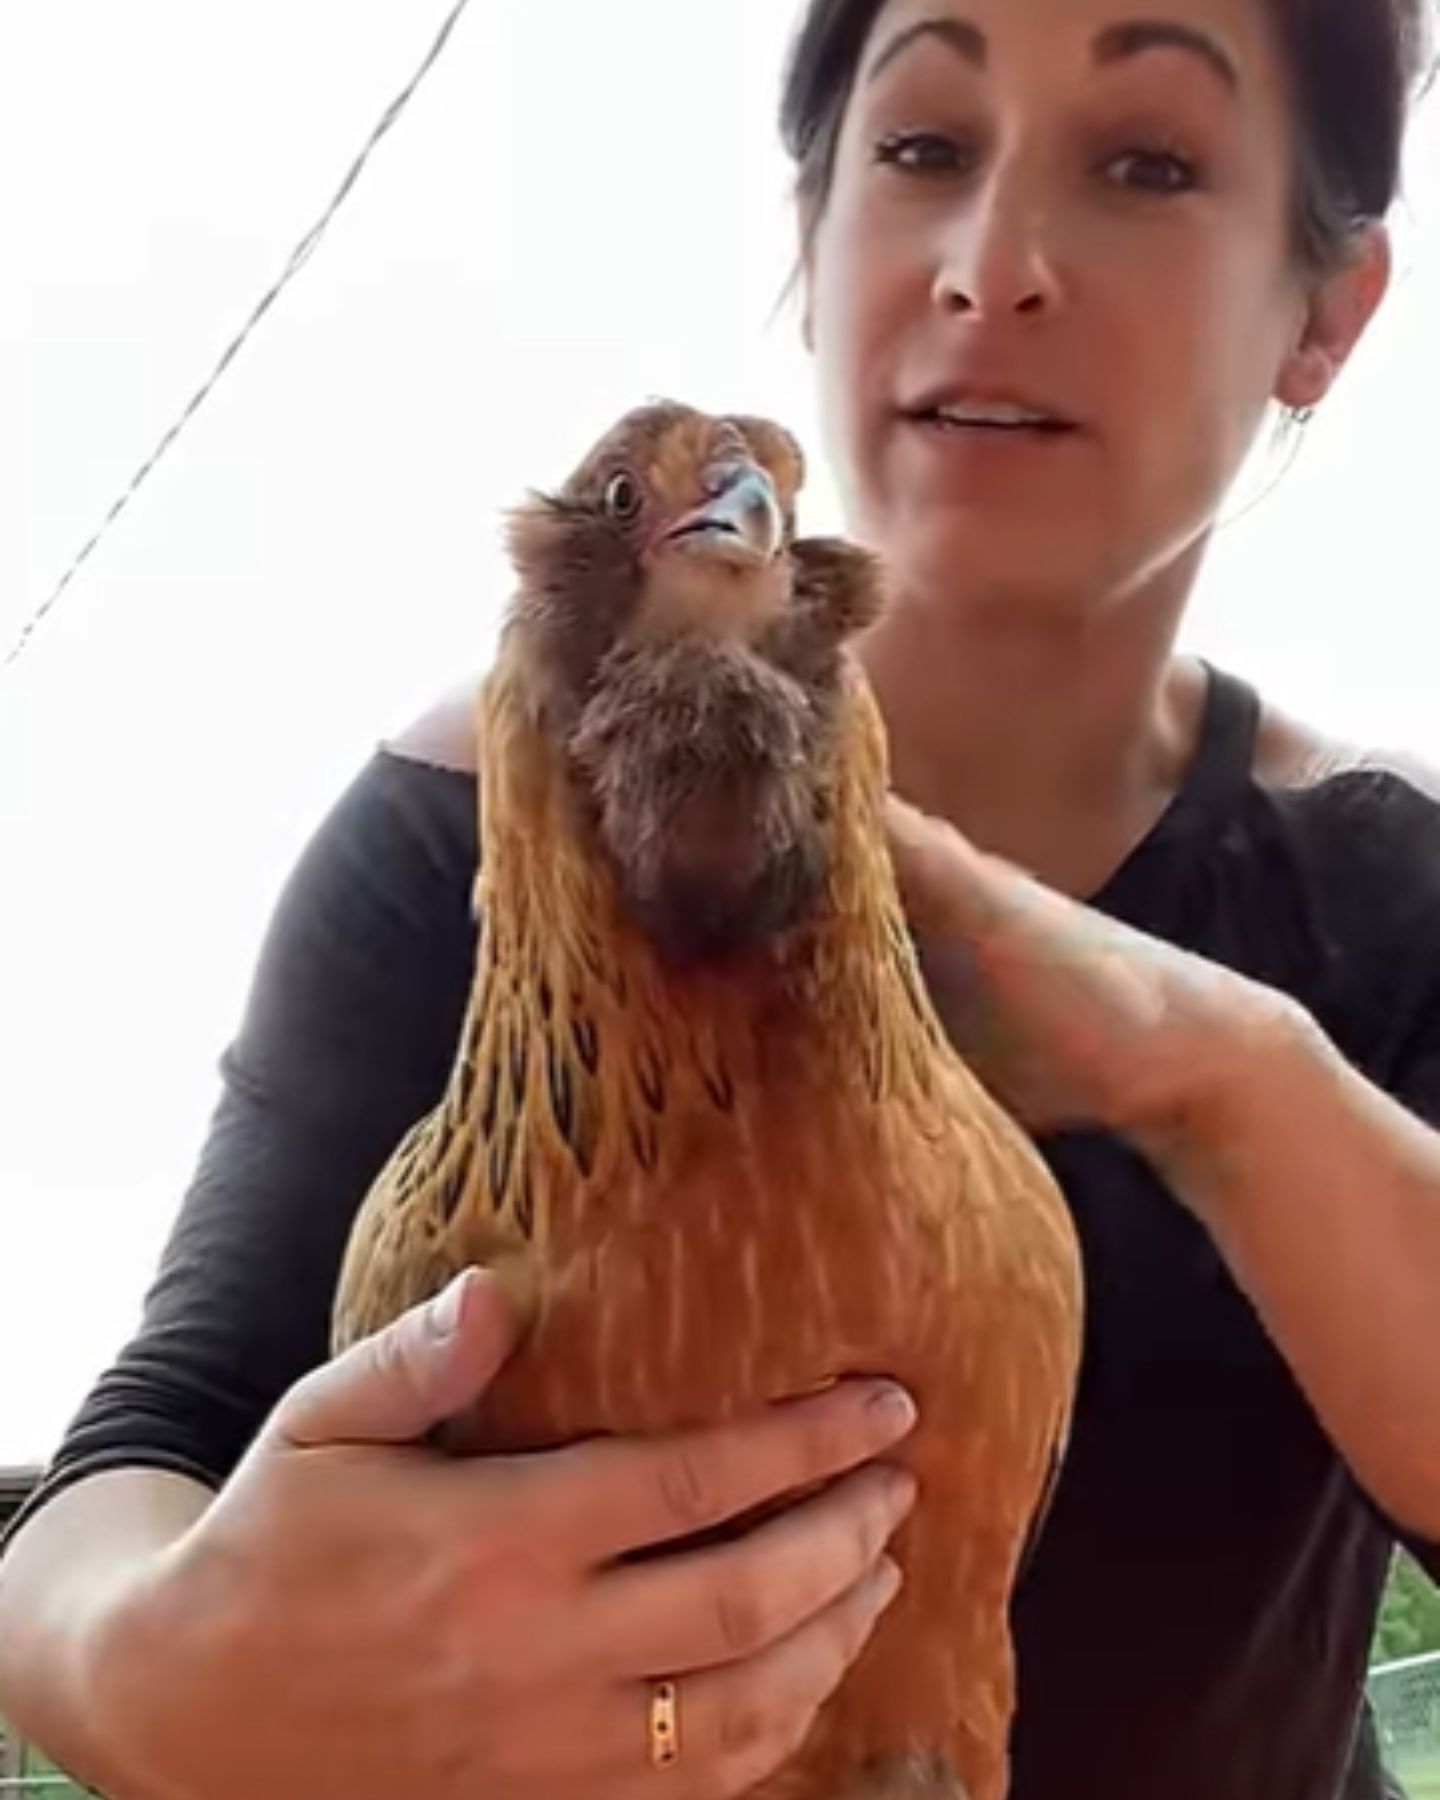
[780,0,1435,270]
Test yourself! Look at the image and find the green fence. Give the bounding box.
[1370,1651,1440,1800]
[0,1772,86,1799]
[0,1721,86,1799]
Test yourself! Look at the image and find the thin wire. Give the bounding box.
[4,0,476,672]
[1214,407,1311,535]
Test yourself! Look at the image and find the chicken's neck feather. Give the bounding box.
[434,652,947,1241]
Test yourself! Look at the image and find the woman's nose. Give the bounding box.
[930,176,1064,320]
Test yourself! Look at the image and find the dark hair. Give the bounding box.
[780,0,1435,270]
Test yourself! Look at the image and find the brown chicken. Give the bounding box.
[331,402,1084,1800]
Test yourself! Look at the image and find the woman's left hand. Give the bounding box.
[885,797,1310,1157]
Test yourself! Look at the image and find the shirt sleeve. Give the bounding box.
[1302,770,1440,1584]
[2,752,479,1551]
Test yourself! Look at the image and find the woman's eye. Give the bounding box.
[603,471,642,521]
[873,130,976,178]
[1105,149,1200,196]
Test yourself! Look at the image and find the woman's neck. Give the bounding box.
[857,567,1209,898]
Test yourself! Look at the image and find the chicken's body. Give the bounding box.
[333,404,1083,1800]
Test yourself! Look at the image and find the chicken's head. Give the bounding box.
[502,401,886,962]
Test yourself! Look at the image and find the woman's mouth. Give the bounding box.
[907,402,1078,437]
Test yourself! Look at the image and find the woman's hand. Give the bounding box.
[85,1269,916,1800]
[886,796,1308,1156]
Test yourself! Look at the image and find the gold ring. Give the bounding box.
[648,1678,680,1768]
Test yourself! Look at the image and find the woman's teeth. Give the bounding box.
[923,404,1067,431]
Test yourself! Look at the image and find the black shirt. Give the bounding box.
[11,664,1440,1798]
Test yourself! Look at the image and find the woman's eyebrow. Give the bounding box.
[866,18,987,85]
[866,14,1239,95]
[1093,20,1240,93]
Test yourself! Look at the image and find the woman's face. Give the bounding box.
[804,0,1384,606]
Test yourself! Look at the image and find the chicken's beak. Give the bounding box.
[660,462,784,565]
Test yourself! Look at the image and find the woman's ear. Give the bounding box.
[1275,225,1392,411]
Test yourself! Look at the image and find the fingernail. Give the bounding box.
[428,1271,470,1340]
[865,1382,917,1436]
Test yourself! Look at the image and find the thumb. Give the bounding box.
[272,1268,521,1450]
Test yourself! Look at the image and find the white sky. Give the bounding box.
[1,1,1437,1465]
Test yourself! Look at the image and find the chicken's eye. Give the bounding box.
[603,471,643,522]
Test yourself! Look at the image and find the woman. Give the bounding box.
[1,0,1436,1795]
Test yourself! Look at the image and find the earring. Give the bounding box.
[1287,404,1317,428]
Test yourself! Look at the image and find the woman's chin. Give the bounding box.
[883,519,1108,613]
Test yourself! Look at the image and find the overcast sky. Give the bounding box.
[1,1,1437,1464]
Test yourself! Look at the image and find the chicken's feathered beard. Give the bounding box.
[569,637,829,963]
[331,402,1084,1800]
